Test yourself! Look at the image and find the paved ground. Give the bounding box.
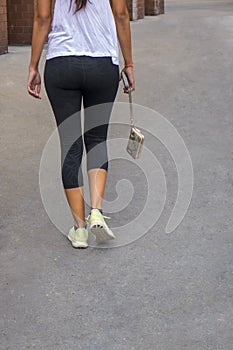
[1,0,233,349]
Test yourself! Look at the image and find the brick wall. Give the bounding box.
[127,0,145,21]
[7,0,34,45]
[0,0,8,54]
[145,0,164,15]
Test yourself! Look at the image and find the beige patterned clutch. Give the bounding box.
[127,125,144,159]
[121,71,144,159]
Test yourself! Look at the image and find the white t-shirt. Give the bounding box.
[46,0,119,65]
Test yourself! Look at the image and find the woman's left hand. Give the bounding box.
[27,69,42,99]
[119,67,135,94]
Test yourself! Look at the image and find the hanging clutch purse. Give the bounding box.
[121,71,144,159]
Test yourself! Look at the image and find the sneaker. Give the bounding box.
[67,226,88,248]
[85,209,116,243]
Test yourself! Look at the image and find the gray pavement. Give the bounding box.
[1,0,233,349]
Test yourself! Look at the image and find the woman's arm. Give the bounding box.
[28,0,53,98]
[110,0,135,91]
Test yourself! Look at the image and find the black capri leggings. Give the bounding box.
[44,55,120,189]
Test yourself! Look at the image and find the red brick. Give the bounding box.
[0,6,7,14]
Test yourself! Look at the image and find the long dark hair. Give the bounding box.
[70,0,88,12]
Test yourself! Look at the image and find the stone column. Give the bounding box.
[127,0,145,21]
[145,0,164,15]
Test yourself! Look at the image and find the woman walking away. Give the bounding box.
[27,0,135,248]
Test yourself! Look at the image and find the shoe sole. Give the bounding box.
[90,222,115,243]
[67,234,88,249]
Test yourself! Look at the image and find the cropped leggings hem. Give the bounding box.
[44,55,119,189]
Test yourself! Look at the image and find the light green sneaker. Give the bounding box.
[67,226,88,248]
[85,209,116,243]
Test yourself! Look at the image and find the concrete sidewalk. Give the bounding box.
[1,1,233,349]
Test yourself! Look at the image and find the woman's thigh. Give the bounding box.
[44,57,85,171]
[44,56,84,127]
[83,57,119,105]
[82,57,119,136]
[81,57,119,170]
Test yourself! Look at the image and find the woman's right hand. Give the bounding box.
[27,68,42,99]
[121,67,135,93]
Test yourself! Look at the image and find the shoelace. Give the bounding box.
[85,213,111,224]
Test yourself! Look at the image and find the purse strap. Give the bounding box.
[128,88,134,127]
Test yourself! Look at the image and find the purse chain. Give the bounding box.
[128,88,134,127]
